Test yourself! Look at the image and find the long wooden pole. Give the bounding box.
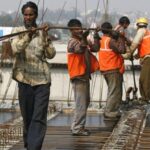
[0,27,44,41]
[0,26,98,41]
[0,25,129,41]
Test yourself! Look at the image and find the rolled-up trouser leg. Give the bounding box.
[71,79,90,133]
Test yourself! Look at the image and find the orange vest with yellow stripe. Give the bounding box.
[67,51,99,79]
[138,30,150,58]
[98,36,125,74]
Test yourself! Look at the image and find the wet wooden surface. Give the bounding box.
[10,112,118,150]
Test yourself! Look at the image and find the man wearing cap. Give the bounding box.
[123,17,150,104]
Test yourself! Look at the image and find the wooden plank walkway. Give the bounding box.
[10,112,118,150]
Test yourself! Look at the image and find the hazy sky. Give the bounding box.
[0,0,149,14]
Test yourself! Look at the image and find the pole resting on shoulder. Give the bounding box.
[0,25,128,41]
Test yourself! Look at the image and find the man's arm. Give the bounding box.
[11,27,31,55]
[109,38,126,54]
[44,39,56,59]
[130,28,146,54]
[122,28,146,59]
[88,32,100,52]
[67,38,87,54]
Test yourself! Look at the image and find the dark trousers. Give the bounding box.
[139,57,150,101]
[18,82,50,150]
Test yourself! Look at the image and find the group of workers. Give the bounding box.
[67,16,150,137]
[7,1,150,150]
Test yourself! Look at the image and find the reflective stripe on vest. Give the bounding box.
[98,36,124,74]
[138,30,150,58]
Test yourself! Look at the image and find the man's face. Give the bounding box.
[123,23,129,29]
[71,27,83,39]
[23,7,37,28]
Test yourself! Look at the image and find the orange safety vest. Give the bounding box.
[98,35,125,74]
[138,30,150,58]
[67,51,99,79]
